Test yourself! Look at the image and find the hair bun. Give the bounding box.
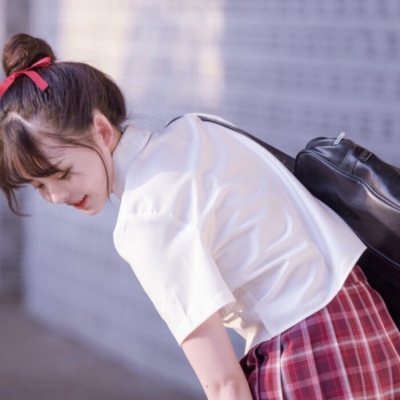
[2,33,57,76]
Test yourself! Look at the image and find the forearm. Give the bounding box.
[181,311,253,400]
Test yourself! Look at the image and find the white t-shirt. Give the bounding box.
[112,114,366,353]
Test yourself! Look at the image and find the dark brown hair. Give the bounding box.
[0,33,127,214]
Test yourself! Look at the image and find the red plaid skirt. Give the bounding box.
[240,266,400,399]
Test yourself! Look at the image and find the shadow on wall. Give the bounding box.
[0,194,23,299]
[0,0,30,302]
[220,1,400,162]
[3,0,31,45]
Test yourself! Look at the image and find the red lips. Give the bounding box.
[71,195,88,209]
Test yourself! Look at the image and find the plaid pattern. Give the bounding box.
[240,266,400,399]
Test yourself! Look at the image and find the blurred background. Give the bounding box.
[1,1,400,399]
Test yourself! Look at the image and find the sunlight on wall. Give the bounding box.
[165,2,225,108]
[189,4,225,107]
[55,0,225,111]
[126,1,225,109]
[58,0,133,79]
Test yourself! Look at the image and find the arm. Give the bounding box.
[181,311,253,400]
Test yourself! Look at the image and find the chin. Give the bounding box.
[81,206,104,216]
[81,200,108,216]
[82,209,100,216]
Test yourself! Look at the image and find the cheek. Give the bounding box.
[84,159,110,190]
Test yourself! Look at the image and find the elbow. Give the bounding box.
[204,375,248,399]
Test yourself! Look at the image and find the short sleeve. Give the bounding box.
[113,212,236,344]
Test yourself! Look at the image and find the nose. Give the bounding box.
[45,185,69,205]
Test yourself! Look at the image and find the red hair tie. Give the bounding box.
[0,56,51,97]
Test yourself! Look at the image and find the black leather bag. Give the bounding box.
[294,135,400,328]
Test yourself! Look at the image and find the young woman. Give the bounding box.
[1,33,399,400]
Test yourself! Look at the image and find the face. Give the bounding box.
[28,132,114,216]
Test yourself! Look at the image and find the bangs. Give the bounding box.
[2,118,62,187]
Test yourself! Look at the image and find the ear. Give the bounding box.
[92,112,115,149]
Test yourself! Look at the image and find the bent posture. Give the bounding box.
[1,34,399,399]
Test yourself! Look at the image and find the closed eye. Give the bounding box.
[59,168,71,180]
[34,183,45,191]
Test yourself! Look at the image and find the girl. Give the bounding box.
[1,33,399,400]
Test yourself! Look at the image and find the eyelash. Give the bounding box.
[32,168,71,191]
[59,169,71,180]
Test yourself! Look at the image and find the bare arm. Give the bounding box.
[181,312,253,400]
